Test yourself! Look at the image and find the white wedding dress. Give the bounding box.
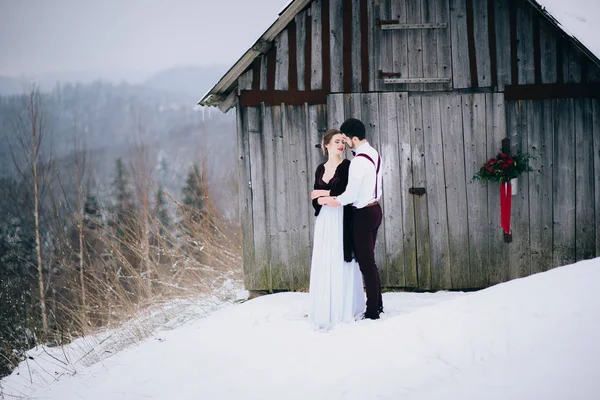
[308,204,365,330]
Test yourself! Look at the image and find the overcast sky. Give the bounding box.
[0,0,288,79]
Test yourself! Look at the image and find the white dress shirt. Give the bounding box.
[336,142,382,208]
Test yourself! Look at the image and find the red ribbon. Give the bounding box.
[500,182,512,236]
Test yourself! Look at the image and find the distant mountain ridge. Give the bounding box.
[142,65,227,100]
[0,65,228,100]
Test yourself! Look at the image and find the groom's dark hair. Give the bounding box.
[340,118,366,140]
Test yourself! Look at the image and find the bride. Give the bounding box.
[308,128,365,329]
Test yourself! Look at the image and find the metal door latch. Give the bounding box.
[409,187,426,196]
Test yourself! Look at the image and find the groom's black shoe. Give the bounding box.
[362,310,380,320]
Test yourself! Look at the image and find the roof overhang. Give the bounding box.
[198,0,312,111]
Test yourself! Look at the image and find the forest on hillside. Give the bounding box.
[0,82,241,377]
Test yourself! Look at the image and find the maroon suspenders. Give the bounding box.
[355,153,381,198]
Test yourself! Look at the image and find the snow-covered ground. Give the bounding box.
[2,258,600,400]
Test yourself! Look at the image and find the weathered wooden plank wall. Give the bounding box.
[233,0,600,292]
[237,91,599,291]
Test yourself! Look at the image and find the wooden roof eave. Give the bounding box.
[198,0,313,110]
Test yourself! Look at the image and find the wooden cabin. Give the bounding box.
[200,0,600,292]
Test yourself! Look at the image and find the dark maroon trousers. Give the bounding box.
[353,203,383,315]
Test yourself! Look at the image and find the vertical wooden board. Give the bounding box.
[367,0,381,92]
[238,70,253,93]
[528,99,554,274]
[552,99,576,267]
[435,0,452,89]
[440,94,470,289]
[275,30,289,91]
[516,3,534,84]
[247,106,271,290]
[279,106,296,290]
[506,100,531,279]
[361,93,388,275]
[539,18,557,84]
[327,93,346,128]
[236,104,256,290]
[343,93,363,158]
[330,0,344,92]
[463,93,489,288]
[407,0,424,91]
[296,12,307,91]
[379,0,394,92]
[260,54,268,91]
[486,93,509,285]
[594,99,600,257]
[421,0,439,92]
[378,92,405,287]
[450,0,470,89]
[399,94,417,288]
[262,106,285,290]
[351,0,363,92]
[422,95,452,290]
[390,0,409,93]
[287,105,312,290]
[472,0,491,87]
[348,92,363,119]
[311,0,323,90]
[494,0,512,90]
[574,98,596,262]
[587,63,600,83]
[563,42,582,84]
[409,95,431,290]
[408,93,432,290]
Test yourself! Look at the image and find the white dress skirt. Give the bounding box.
[308,204,365,330]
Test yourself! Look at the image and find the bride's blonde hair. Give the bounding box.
[317,128,341,156]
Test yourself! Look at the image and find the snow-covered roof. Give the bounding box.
[534,0,600,62]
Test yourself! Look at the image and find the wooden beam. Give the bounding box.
[466,0,479,88]
[239,90,327,107]
[288,18,298,91]
[488,0,498,88]
[322,0,331,92]
[266,46,277,91]
[379,22,448,30]
[360,0,369,92]
[252,58,261,91]
[504,83,600,100]
[343,0,353,93]
[305,10,312,90]
[533,11,542,84]
[509,0,518,85]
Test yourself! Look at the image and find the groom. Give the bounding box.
[325,118,383,320]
